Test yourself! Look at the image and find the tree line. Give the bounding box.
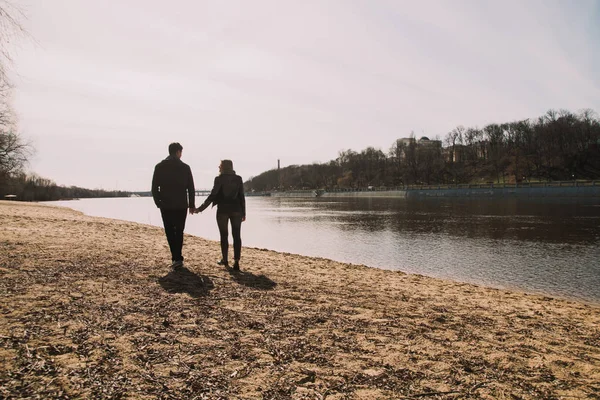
[1,172,130,201]
[245,109,600,192]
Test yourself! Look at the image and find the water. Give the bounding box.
[47,196,600,303]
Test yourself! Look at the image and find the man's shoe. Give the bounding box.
[232,260,240,271]
[217,259,229,267]
[171,260,183,269]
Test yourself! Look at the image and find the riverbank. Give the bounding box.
[1,201,599,399]
[261,181,600,198]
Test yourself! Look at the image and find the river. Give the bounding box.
[48,196,600,303]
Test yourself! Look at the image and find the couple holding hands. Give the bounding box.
[151,142,245,271]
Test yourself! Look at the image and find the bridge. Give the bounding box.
[130,190,212,197]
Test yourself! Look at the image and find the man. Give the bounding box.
[152,142,195,268]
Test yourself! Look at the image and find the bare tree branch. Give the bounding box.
[0,129,31,175]
[0,0,26,85]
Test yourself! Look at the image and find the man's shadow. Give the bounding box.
[227,268,277,290]
[158,266,214,298]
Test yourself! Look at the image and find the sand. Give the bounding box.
[1,200,599,399]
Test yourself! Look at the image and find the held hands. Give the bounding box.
[188,207,244,220]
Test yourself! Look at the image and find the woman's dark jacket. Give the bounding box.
[197,173,246,217]
[151,156,195,210]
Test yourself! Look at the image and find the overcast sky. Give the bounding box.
[8,0,600,191]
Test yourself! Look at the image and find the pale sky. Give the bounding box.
[7,0,600,191]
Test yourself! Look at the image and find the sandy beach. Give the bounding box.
[1,200,599,399]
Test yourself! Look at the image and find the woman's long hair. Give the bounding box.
[220,159,235,175]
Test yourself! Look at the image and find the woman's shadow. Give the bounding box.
[158,266,214,298]
[227,268,276,290]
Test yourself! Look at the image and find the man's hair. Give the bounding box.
[168,142,183,156]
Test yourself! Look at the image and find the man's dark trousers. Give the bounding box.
[160,209,187,262]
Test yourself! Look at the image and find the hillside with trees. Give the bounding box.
[245,109,600,192]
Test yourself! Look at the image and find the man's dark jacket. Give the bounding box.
[152,156,195,209]
[197,173,246,217]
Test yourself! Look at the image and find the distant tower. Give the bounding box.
[278,159,281,190]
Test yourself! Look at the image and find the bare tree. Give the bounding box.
[0,128,30,175]
[0,0,25,85]
[0,0,31,185]
[444,126,465,163]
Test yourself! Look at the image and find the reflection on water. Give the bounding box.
[363,199,596,244]
[48,196,600,302]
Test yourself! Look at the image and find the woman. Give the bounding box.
[196,159,246,270]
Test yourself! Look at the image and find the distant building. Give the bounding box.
[394,137,442,160]
[418,137,442,148]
